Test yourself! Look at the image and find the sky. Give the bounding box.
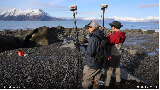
[0,0,159,19]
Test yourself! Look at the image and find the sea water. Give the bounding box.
[0,21,159,32]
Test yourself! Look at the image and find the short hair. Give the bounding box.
[111,25,120,29]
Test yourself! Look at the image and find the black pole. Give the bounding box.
[103,8,105,28]
[73,11,79,86]
[73,11,78,39]
[100,4,108,36]
[102,8,106,35]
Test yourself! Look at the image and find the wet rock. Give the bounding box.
[56,25,64,30]
[0,27,159,89]
[64,28,71,35]
[142,31,147,34]
[133,29,143,34]
[147,30,155,34]
[78,35,87,44]
[3,30,13,35]
[127,49,142,55]
[123,29,132,34]
[153,32,159,37]
[30,26,57,46]
[134,44,143,49]
[0,34,22,52]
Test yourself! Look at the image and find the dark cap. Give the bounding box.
[109,21,123,28]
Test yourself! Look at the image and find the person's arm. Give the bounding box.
[80,37,97,57]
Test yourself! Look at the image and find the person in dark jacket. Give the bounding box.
[74,20,105,89]
[104,21,126,88]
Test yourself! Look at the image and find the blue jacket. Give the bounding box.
[80,30,104,70]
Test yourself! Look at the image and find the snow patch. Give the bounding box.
[82,16,159,22]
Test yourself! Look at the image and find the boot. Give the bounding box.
[105,86,109,89]
[115,82,120,88]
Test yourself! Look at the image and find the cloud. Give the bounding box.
[136,3,159,8]
[48,0,65,4]
[80,0,99,3]
[78,10,113,15]
[124,5,127,7]
[27,2,66,8]
[126,10,130,12]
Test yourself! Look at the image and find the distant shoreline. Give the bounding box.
[0,21,158,32]
[0,20,159,23]
[0,28,159,32]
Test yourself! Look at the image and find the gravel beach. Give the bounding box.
[0,30,159,89]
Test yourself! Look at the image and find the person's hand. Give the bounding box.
[98,25,104,31]
[107,53,111,60]
[101,26,104,30]
[108,56,111,60]
[74,41,81,48]
[108,32,112,35]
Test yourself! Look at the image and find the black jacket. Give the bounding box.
[80,30,105,70]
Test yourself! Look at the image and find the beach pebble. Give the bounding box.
[0,32,159,89]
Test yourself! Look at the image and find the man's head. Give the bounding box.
[109,21,123,32]
[88,20,100,33]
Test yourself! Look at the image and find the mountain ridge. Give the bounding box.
[0,8,159,22]
[82,16,159,22]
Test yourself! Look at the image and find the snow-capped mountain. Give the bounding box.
[1,8,51,17]
[82,16,159,22]
[0,8,159,22]
[0,8,64,21]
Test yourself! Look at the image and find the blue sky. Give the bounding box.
[0,0,159,19]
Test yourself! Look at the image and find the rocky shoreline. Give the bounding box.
[0,26,159,89]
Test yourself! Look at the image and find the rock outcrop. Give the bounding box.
[30,26,57,46]
[0,34,22,52]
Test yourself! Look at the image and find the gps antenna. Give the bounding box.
[100,4,108,35]
[69,5,80,86]
[69,5,78,39]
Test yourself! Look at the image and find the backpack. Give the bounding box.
[91,35,110,67]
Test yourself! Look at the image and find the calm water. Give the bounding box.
[0,21,159,32]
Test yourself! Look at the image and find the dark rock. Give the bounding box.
[30,26,57,46]
[78,35,87,44]
[122,29,132,34]
[0,34,22,52]
[147,30,155,34]
[4,30,12,35]
[131,29,143,34]
[0,27,158,89]
[56,25,64,30]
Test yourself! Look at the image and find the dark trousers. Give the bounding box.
[105,55,121,86]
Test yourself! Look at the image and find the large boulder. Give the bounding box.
[127,44,147,55]
[147,30,155,34]
[133,29,143,34]
[64,28,71,36]
[0,34,22,52]
[123,29,132,34]
[78,35,87,44]
[142,31,147,34]
[56,25,64,30]
[127,49,143,55]
[79,29,89,36]
[30,26,57,46]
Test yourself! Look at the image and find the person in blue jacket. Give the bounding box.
[74,20,105,89]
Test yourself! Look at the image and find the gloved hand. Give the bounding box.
[74,41,81,48]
